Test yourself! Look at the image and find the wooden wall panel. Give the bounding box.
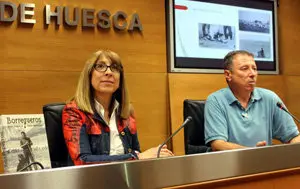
[0,0,167,73]
[169,0,300,155]
[278,0,300,75]
[0,71,78,114]
[126,73,169,150]
[1,0,300,184]
[169,74,227,155]
[277,0,300,130]
[0,71,168,171]
[283,76,300,128]
[0,0,168,173]
[169,74,285,155]
[255,75,286,101]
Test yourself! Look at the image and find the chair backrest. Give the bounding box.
[43,103,70,168]
[183,100,208,154]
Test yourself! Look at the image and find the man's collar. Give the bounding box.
[224,87,238,105]
[250,88,262,102]
[225,87,262,105]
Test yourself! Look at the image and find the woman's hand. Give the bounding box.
[138,145,174,159]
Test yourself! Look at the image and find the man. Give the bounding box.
[204,50,300,151]
[16,154,29,172]
[258,48,265,58]
[223,26,233,40]
[202,24,211,39]
[20,131,37,170]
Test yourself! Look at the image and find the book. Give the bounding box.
[0,114,51,173]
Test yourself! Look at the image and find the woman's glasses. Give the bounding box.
[93,63,121,73]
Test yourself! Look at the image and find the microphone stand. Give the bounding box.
[157,116,192,158]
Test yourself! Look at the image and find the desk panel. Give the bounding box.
[0,143,300,189]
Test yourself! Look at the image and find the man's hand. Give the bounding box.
[256,141,267,147]
[290,135,300,144]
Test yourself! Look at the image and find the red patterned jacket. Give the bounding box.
[62,101,140,165]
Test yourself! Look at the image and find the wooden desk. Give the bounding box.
[165,168,300,189]
[0,143,300,189]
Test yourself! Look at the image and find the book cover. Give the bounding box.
[0,114,51,173]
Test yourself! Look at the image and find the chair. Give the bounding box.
[183,99,210,154]
[43,103,72,168]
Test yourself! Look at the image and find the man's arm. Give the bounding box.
[20,142,29,148]
[28,138,33,146]
[210,140,246,151]
[289,135,300,144]
[211,140,267,151]
[204,95,230,149]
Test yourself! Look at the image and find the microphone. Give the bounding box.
[276,102,300,123]
[157,116,193,158]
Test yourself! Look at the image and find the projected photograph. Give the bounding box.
[169,0,277,73]
[239,10,270,33]
[198,23,235,50]
[239,33,271,59]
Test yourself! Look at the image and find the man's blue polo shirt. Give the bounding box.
[204,87,299,147]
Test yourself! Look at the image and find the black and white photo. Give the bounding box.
[198,23,235,50]
[239,10,270,33]
[0,114,51,173]
[239,33,271,59]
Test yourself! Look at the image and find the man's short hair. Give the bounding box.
[224,50,254,70]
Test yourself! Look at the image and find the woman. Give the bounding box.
[62,50,173,165]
